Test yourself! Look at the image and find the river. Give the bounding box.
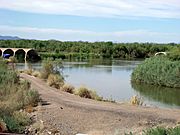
[16,59,180,109]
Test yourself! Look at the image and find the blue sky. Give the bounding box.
[0,0,180,43]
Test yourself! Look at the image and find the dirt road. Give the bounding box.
[21,73,180,135]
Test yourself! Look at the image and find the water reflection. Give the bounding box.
[16,59,180,109]
[63,60,141,101]
[132,82,180,108]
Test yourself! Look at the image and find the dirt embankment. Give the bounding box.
[20,73,180,135]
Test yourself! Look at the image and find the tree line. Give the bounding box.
[0,40,179,60]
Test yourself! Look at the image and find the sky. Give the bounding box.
[0,0,180,43]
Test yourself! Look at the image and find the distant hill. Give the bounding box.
[0,35,21,40]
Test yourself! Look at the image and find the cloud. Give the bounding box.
[0,0,180,18]
[0,25,179,43]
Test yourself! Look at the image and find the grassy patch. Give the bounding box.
[131,56,180,88]
[0,59,40,133]
[125,126,180,135]
[142,126,180,135]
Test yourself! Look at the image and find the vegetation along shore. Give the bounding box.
[131,48,180,88]
[0,40,180,61]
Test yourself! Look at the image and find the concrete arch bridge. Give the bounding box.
[155,52,169,56]
[0,48,40,62]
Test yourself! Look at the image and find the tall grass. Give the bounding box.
[0,59,39,133]
[47,73,64,89]
[75,87,103,101]
[125,126,180,135]
[40,59,65,89]
[142,126,180,135]
[40,59,64,80]
[131,56,180,88]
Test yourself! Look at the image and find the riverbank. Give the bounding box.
[21,73,180,135]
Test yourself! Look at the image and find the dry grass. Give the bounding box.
[75,87,92,98]
[25,105,34,113]
[47,74,64,89]
[75,87,103,101]
[32,71,41,78]
[23,69,33,75]
[61,84,75,94]
[130,95,143,106]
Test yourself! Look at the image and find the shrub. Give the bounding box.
[61,84,74,94]
[75,87,92,99]
[40,60,54,79]
[40,59,64,80]
[75,87,103,100]
[32,71,41,78]
[2,111,31,133]
[0,61,39,133]
[47,74,64,89]
[131,56,180,88]
[143,127,166,135]
[20,80,31,90]
[24,90,40,107]
[89,90,103,101]
[168,47,180,61]
[142,126,180,135]
[23,69,33,75]
[167,126,180,135]
[130,95,143,106]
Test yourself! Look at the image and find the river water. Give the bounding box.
[16,59,180,109]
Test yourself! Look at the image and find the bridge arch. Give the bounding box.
[3,49,14,58]
[0,48,41,62]
[26,49,41,62]
[15,49,26,62]
[155,52,167,56]
[0,49,2,57]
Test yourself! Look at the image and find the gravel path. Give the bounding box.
[21,73,180,135]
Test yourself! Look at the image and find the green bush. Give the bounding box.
[167,127,180,135]
[24,90,40,107]
[2,111,31,133]
[0,60,39,133]
[142,127,180,135]
[168,47,180,61]
[143,127,166,135]
[40,59,54,79]
[131,56,180,88]
[40,59,64,80]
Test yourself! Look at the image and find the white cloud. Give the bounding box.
[0,0,180,18]
[0,25,179,43]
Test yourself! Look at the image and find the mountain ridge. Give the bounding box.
[0,35,21,40]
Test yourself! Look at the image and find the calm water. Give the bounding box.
[17,59,180,109]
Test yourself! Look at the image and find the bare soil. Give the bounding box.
[20,73,180,135]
